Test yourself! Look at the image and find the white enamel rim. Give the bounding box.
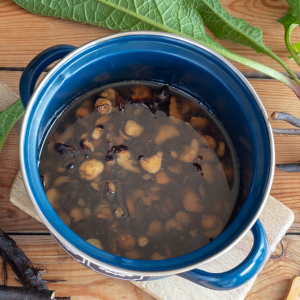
[20,31,275,277]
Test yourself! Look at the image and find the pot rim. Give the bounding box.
[19,31,275,277]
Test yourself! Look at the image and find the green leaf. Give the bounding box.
[277,10,300,66]
[290,41,300,58]
[190,0,269,55]
[286,0,300,24]
[0,99,25,152]
[278,10,298,30]
[12,0,300,87]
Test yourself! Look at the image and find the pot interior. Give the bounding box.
[22,34,272,273]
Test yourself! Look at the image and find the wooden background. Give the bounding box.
[1,0,300,298]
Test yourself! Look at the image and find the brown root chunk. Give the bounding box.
[117,150,140,173]
[78,199,85,207]
[92,127,103,140]
[96,204,114,222]
[175,211,191,226]
[124,120,144,137]
[151,252,165,260]
[118,234,135,250]
[115,207,125,218]
[94,98,113,114]
[201,163,215,184]
[80,138,95,152]
[155,125,180,145]
[204,218,223,238]
[180,139,199,163]
[46,188,59,209]
[95,115,111,126]
[169,96,183,124]
[127,197,136,217]
[203,135,216,150]
[139,151,163,174]
[168,164,181,175]
[105,181,116,195]
[189,228,198,237]
[202,215,218,230]
[76,106,90,118]
[189,117,208,129]
[131,85,152,101]
[90,181,100,191]
[156,170,171,184]
[165,219,184,232]
[70,207,84,222]
[198,185,206,199]
[216,141,225,157]
[79,159,104,180]
[55,126,74,145]
[119,129,132,141]
[84,208,92,217]
[54,175,70,187]
[146,185,160,201]
[101,88,118,102]
[58,211,71,226]
[183,191,203,213]
[169,151,178,158]
[138,237,149,247]
[87,238,104,250]
[147,220,163,236]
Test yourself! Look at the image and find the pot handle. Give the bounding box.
[178,220,268,290]
[19,45,76,107]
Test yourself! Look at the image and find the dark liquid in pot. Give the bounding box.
[39,81,240,260]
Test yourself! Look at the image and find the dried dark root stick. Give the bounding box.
[276,163,300,172]
[0,285,55,300]
[271,112,300,128]
[272,128,300,135]
[0,229,47,290]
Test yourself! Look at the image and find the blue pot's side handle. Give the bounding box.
[178,220,268,290]
[19,45,77,108]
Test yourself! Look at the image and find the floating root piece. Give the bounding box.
[271,112,300,128]
[272,128,300,135]
[276,163,300,172]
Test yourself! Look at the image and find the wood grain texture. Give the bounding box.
[1,0,300,73]
[245,235,300,300]
[0,80,47,232]
[0,235,155,300]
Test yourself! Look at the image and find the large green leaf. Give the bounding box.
[12,0,300,87]
[0,99,24,152]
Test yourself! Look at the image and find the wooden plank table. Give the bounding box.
[1,0,300,298]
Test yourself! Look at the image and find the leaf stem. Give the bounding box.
[285,24,300,69]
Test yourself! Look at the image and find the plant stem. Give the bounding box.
[285,24,300,69]
[212,49,300,98]
[271,112,300,128]
[272,128,300,135]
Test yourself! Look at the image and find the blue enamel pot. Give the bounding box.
[19,32,274,290]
